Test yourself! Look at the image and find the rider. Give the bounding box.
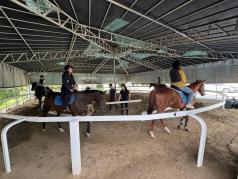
[39,75,49,95]
[61,65,77,109]
[39,75,45,86]
[118,83,130,115]
[170,60,194,109]
[109,84,118,110]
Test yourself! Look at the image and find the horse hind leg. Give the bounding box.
[42,108,48,132]
[177,117,185,129]
[160,119,171,134]
[85,122,91,138]
[148,120,156,138]
[57,112,64,133]
[184,116,190,132]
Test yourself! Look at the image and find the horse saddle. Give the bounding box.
[54,95,75,106]
[171,85,188,104]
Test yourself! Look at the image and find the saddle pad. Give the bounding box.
[54,95,75,106]
[178,91,188,104]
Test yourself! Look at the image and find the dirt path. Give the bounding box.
[0,99,237,179]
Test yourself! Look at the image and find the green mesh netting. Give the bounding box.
[183,50,207,57]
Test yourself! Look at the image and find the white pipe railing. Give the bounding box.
[0,99,225,175]
[1,118,26,173]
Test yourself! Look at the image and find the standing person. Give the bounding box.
[157,76,161,84]
[39,75,45,86]
[61,65,77,110]
[118,83,130,115]
[170,60,194,109]
[109,84,118,110]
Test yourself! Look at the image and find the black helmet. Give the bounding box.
[172,60,180,70]
[40,75,44,78]
[64,64,73,71]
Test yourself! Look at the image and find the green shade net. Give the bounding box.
[183,50,207,57]
[25,0,52,13]
[104,18,129,32]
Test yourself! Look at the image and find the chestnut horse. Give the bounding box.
[42,90,106,135]
[147,80,206,138]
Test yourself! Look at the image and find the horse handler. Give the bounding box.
[61,65,77,110]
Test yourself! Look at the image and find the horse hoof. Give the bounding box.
[58,128,64,133]
[164,126,171,134]
[184,127,190,132]
[85,133,90,138]
[177,125,181,129]
[148,131,155,138]
[42,128,46,132]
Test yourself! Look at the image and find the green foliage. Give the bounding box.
[95,84,104,92]
[0,86,28,110]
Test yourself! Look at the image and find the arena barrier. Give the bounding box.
[0,95,226,175]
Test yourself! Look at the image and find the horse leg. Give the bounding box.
[159,119,171,134]
[39,97,42,110]
[42,108,48,132]
[148,120,156,138]
[184,116,190,131]
[177,117,185,129]
[56,111,64,133]
[85,122,91,137]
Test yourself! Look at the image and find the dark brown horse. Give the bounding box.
[147,80,206,138]
[42,90,106,134]
[31,82,53,109]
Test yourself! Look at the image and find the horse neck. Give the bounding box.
[188,82,201,92]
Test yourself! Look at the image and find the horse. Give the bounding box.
[147,80,206,138]
[31,82,53,109]
[42,89,107,135]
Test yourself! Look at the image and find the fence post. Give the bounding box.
[1,119,26,173]
[188,114,207,167]
[69,120,81,175]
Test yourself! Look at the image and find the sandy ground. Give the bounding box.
[0,96,237,179]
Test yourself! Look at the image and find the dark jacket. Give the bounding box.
[170,69,182,83]
[109,88,116,101]
[61,72,76,94]
[39,79,45,86]
[120,88,129,101]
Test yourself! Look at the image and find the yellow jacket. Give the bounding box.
[172,68,187,88]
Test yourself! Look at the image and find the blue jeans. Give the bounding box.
[180,86,194,103]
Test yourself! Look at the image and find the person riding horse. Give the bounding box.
[61,65,77,110]
[39,75,45,86]
[170,61,194,109]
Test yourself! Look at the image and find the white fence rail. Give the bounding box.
[0,95,225,175]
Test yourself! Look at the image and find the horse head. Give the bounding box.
[190,80,206,96]
[31,82,38,91]
[94,90,107,112]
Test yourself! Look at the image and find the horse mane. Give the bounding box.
[77,89,106,94]
[149,83,167,89]
[156,84,167,89]
[189,80,201,88]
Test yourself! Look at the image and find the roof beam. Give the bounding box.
[118,0,166,34]
[127,0,194,36]
[9,0,113,54]
[92,59,109,74]
[106,0,216,52]
[0,7,45,69]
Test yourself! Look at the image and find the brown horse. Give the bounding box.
[42,90,106,134]
[147,80,206,138]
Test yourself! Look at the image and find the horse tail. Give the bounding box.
[147,91,156,114]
